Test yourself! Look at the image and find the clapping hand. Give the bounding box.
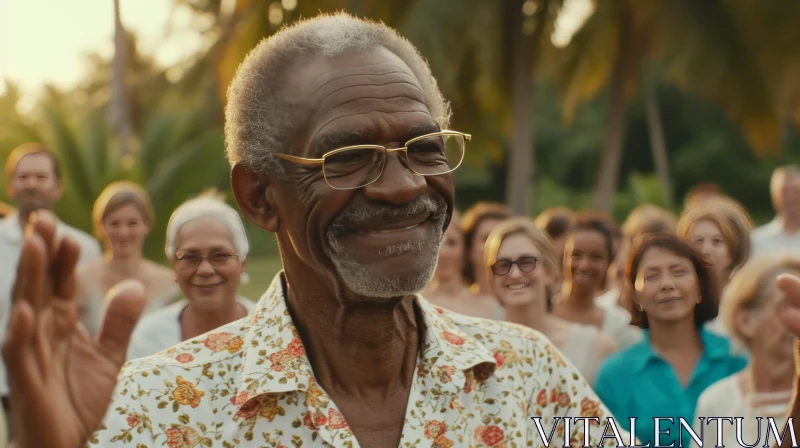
[1,211,147,448]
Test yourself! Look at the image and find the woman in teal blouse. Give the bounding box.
[594,233,747,447]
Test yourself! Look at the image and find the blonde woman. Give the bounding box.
[424,210,504,319]
[77,182,178,335]
[694,256,798,446]
[677,202,751,336]
[485,217,616,385]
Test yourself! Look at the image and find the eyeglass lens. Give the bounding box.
[492,257,539,276]
[322,133,465,189]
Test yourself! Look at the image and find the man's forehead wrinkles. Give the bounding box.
[308,69,420,101]
[317,84,427,113]
[309,59,407,86]
[309,110,435,147]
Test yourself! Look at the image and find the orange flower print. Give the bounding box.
[224,336,244,354]
[536,389,547,407]
[433,435,455,448]
[441,331,465,346]
[257,395,286,422]
[165,426,201,448]
[493,352,505,368]
[424,420,446,439]
[580,397,601,421]
[438,365,455,383]
[202,332,243,354]
[172,376,204,408]
[550,388,557,403]
[269,350,292,372]
[481,426,505,447]
[305,379,330,409]
[175,353,194,364]
[327,408,348,430]
[557,392,570,408]
[230,390,250,406]
[235,395,263,421]
[286,337,305,357]
[435,306,445,314]
[303,411,327,430]
[126,414,141,427]
[203,332,234,351]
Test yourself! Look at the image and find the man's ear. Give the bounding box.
[231,163,280,233]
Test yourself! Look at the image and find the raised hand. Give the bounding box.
[777,274,800,448]
[1,211,147,448]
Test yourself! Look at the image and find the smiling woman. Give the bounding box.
[125,192,254,360]
[594,233,747,447]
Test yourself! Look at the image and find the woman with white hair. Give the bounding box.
[126,192,254,360]
[693,256,798,446]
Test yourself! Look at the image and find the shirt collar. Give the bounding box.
[0,211,69,244]
[235,272,497,402]
[0,212,22,243]
[632,326,728,372]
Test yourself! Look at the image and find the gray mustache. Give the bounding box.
[328,196,447,234]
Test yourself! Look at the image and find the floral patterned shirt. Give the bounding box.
[89,273,624,447]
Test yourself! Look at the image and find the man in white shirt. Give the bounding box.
[751,165,800,258]
[0,143,101,419]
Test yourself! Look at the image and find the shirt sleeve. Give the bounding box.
[526,341,635,447]
[86,374,156,447]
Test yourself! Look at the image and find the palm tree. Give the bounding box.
[554,0,786,213]
[111,0,135,157]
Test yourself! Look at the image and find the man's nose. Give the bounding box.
[361,151,426,204]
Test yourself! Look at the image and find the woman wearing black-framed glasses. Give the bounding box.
[484,217,617,386]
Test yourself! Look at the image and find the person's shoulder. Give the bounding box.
[596,337,648,375]
[120,312,254,379]
[431,303,559,364]
[696,373,741,412]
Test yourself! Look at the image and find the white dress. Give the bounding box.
[694,373,791,447]
[127,296,255,361]
[560,323,607,387]
[600,303,643,350]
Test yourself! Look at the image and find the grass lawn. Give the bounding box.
[240,255,284,300]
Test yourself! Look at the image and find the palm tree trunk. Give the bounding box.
[644,83,673,208]
[592,11,632,214]
[506,0,552,216]
[111,0,134,157]
[505,0,533,216]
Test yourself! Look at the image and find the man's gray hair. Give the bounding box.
[165,194,250,262]
[224,12,452,176]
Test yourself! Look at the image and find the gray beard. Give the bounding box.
[325,196,447,298]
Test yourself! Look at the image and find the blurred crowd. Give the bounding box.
[1,140,799,445]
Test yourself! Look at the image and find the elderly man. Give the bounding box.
[4,13,800,448]
[751,165,800,258]
[0,143,101,425]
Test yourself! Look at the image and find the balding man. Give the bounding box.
[751,165,800,258]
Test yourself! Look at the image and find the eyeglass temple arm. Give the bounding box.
[275,154,324,166]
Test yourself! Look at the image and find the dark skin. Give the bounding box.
[231,47,453,448]
[10,49,800,448]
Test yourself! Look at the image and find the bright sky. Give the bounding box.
[0,0,592,102]
[0,0,205,100]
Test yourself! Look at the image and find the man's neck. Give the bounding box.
[780,214,800,234]
[282,269,422,396]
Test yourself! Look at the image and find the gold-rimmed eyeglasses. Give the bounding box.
[275,130,471,190]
